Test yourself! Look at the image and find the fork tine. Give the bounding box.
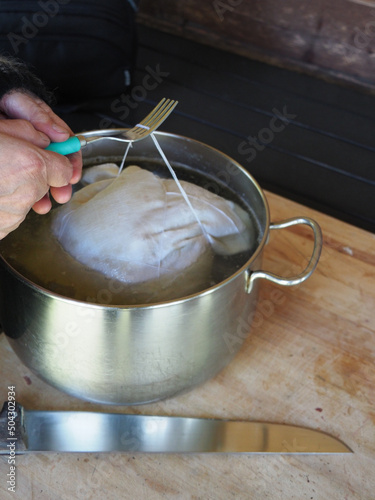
[144,100,177,131]
[140,99,169,127]
[136,98,168,128]
[138,99,172,130]
[132,99,178,137]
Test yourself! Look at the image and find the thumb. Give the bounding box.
[1,92,72,142]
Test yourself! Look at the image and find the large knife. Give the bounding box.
[0,402,351,454]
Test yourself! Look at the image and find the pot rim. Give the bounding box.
[0,131,270,309]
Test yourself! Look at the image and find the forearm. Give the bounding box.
[0,55,52,104]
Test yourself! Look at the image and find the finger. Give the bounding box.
[0,93,83,180]
[42,150,81,187]
[3,134,73,191]
[43,152,74,188]
[0,92,72,142]
[50,184,72,204]
[16,145,74,189]
[0,119,50,148]
[32,193,52,214]
[67,151,83,184]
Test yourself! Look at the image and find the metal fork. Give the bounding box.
[46,98,178,155]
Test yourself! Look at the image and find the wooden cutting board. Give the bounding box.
[0,190,374,500]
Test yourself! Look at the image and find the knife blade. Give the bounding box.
[0,402,351,454]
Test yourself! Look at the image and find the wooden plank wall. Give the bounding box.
[137,0,375,93]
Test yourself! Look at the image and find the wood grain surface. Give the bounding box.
[138,0,375,92]
[0,191,374,500]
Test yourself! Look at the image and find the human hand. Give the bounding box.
[0,90,83,189]
[0,91,82,238]
[0,127,78,238]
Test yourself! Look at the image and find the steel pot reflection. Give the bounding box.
[0,131,322,405]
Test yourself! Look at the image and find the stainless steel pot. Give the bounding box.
[0,131,322,405]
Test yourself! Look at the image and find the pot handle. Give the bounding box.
[245,217,322,293]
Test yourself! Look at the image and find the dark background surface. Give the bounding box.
[58,25,375,233]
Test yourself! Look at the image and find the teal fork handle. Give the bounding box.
[45,136,82,155]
